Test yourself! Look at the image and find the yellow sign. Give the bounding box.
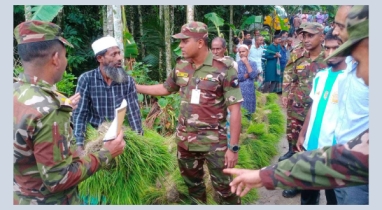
[176,72,189,77]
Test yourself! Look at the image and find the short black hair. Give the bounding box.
[232,36,240,45]
[17,40,64,63]
[243,39,252,46]
[325,29,342,43]
[243,30,250,36]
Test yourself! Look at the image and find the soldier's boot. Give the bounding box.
[282,188,301,198]
[278,143,295,162]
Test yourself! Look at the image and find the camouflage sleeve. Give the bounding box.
[163,67,180,93]
[223,66,244,106]
[259,129,369,190]
[282,62,295,97]
[33,112,112,193]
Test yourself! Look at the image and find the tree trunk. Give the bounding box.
[229,5,233,54]
[107,5,114,36]
[103,6,107,36]
[158,5,163,77]
[138,5,145,58]
[129,6,134,37]
[24,5,32,21]
[170,5,174,35]
[187,5,194,23]
[112,5,124,69]
[164,5,172,77]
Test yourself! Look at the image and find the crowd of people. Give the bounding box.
[13,5,369,205]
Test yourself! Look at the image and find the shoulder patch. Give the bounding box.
[230,78,239,88]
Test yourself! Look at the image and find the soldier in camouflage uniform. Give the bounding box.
[13,20,126,205]
[279,22,327,199]
[136,22,243,204]
[223,4,369,200]
[223,129,369,194]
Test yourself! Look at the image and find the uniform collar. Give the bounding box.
[188,51,214,68]
[16,73,54,92]
[303,47,325,60]
[15,73,71,106]
[203,51,214,66]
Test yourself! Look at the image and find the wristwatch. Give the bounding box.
[228,143,240,153]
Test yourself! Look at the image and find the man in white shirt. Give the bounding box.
[249,36,264,81]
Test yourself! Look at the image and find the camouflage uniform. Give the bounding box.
[13,21,112,205]
[165,22,243,204]
[282,23,327,152]
[260,129,369,190]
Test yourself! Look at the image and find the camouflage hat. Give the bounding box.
[326,5,369,60]
[172,21,208,39]
[14,20,73,48]
[296,22,309,34]
[301,22,324,34]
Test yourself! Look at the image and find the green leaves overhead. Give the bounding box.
[123,31,138,58]
[204,12,224,37]
[240,15,257,30]
[31,5,63,21]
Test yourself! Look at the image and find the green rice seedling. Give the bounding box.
[266,93,279,104]
[79,124,174,205]
[247,123,267,136]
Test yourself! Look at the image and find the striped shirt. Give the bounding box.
[304,67,345,150]
[72,68,143,145]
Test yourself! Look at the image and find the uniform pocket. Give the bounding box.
[198,80,221,105]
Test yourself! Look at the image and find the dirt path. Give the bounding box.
[253,98,326,205]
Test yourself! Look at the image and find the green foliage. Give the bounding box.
[240,90,285,172]
[13,65,77,97]
[247,123,266,136]
[80,127,174,205]
[240,15,258,30]
[13,65,24,78]
[31,5,63,21]
[56,71,77,96]
[123,31,139,58]
[204,12,225,37]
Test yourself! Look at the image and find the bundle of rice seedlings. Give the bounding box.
[79,122,174,205]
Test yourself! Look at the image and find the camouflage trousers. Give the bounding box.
[177,145,240,205]
[13,189,81,205]
[286,116,304,152]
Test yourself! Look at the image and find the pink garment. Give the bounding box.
[301,14,308,22]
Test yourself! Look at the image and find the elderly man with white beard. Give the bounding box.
[73,36,143,154]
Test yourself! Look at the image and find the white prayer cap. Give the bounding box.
[92,36,118,55]
[238,44,249,51]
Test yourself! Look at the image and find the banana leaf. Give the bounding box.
[277,14,289,31]
[123,30,138,58]
[31,5,63,22]
[204,12,224,37]
[240,15,257,30]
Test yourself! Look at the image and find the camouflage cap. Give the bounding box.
[301,22,324,34]
[326,5,369,60]
[296,22,309,34]
[14,20,73,48]
[172,21,208,39]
